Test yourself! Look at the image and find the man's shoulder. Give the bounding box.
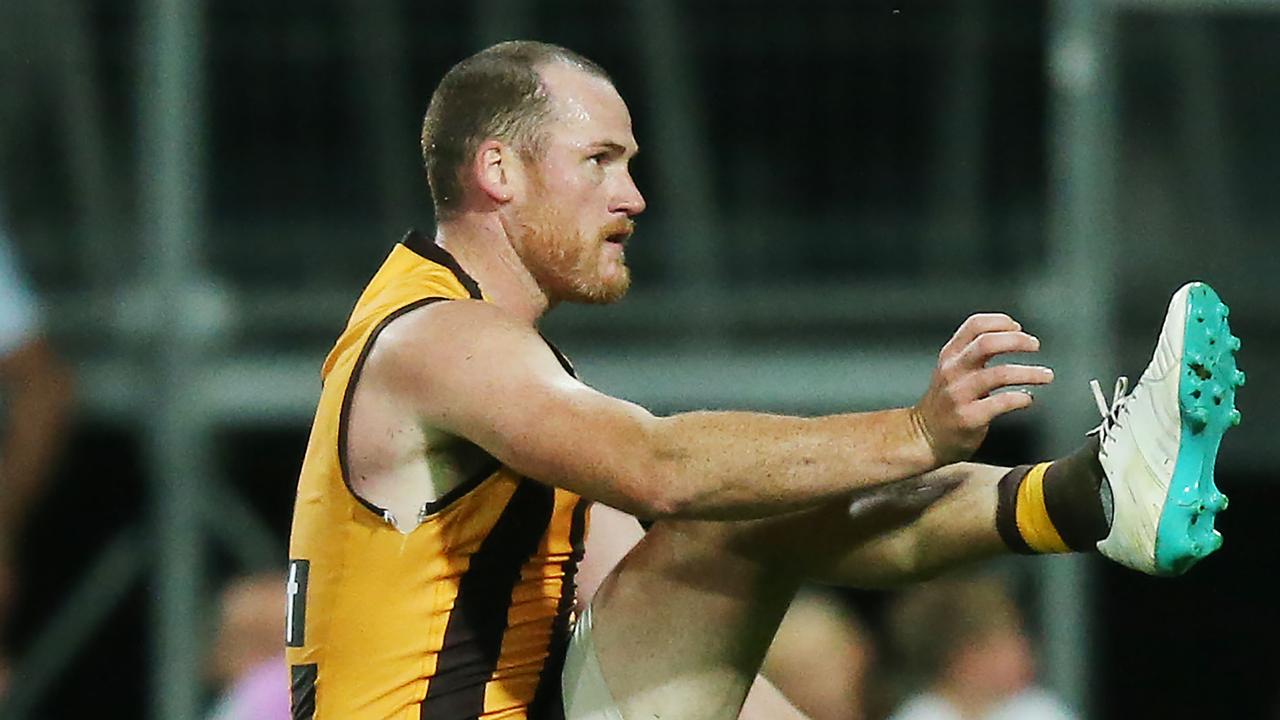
[378,297,524,349]
[370,298,521,369]
[364,297,565,398]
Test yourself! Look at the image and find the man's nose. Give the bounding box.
[614,174,646,216]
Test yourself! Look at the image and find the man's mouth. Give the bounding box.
[602,219,635,246]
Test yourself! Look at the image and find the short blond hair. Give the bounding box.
[421,41,611,221]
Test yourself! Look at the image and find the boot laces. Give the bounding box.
[1087,376,1132,439]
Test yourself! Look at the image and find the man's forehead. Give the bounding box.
[537,62,635,145]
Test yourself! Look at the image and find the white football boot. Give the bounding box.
[1092,282,1244,576]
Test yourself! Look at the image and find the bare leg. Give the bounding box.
[584,463,1010,719]
[724,463,1008,587]
[589,517,799,719]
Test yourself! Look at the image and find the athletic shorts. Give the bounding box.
[561,603,625,720]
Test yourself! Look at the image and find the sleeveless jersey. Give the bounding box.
[287,231,589,719]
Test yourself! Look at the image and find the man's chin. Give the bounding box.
[559,275,630,305]
[572,283,630,305]
[581,289,628,305]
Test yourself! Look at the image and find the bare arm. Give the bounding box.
[367,300,1049,520]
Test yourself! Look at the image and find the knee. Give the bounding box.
[644,520,799,579]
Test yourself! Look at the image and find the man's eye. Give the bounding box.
[589,153,608,165]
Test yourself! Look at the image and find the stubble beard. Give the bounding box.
[514,199,632,306]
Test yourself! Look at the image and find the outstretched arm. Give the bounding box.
[366,299,1050,520]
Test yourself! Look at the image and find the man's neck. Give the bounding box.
[435,214,550,327]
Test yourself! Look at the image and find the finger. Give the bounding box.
[940,313,1023,359]
[971,388,1036,422]
[957,330,1041,368]
[957,364,1054,401]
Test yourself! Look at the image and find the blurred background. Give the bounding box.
[0,0,1275,718]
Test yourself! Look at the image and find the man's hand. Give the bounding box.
[912,313,1052,465]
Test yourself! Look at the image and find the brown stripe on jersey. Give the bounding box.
[419,480,556,719]
[417,441,503,519]
[338,296,453,519]
[401,230,484,300]
[291,664,318,720]
[528,498,590,719]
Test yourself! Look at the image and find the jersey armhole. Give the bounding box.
[337,296,497,521]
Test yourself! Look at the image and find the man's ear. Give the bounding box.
[472,139,521,206]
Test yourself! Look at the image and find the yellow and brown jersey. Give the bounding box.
[287,230,589,719]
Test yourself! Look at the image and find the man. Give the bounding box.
[885,574,1075,720]
[206,572,291,720]
[0,230,74,694]
[286,41,1244,719]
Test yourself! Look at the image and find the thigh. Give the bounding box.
[584,519,799,720]
[569,467,999,719]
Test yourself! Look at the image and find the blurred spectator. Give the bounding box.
[0,229,73,695]
[206,572,289,720]
[884,574,1076,720]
